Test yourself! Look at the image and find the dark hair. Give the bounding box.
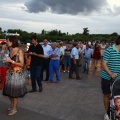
[8,36,18,48]
[1,42,7,45]
[31,34,37,40]
[116,36,120,45]
[73,42,78,47]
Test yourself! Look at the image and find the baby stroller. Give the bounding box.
[110,79,120,120]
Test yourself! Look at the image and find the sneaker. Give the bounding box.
[104,113,110,120]
[63,71,66,72]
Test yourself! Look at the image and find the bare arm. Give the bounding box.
[3,50,24,67]
[102,60,117,78]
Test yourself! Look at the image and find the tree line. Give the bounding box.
[0,27,119,43]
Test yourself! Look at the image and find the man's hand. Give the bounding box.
[110,73,117,78]
[74,61,77,65]
[32,52,37,56]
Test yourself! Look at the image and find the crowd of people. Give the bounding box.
[0,34,118,118]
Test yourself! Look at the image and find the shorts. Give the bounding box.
[101,78,112,95]
[64,56,71,67]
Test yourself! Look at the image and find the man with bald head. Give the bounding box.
[49,42,60,83]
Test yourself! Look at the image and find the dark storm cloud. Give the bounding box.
[25,0,107,15]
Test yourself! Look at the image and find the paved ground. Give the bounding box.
[0,59,105,120]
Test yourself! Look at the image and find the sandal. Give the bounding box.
[8,106,13,111]
[8,110,17,116]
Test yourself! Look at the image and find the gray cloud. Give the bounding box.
[0,0,27,4]
[25,0,107,15]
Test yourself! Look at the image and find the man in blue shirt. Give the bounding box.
[69,43,81,80]
[83,44,92,74]
[101,36,120,120]
[41,39,52,81]
[49,42,60,83]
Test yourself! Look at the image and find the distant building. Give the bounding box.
[6,32,20,36]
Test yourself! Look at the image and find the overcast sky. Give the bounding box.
[0,0,120,34]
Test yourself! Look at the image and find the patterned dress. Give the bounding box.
[3,53,27,98]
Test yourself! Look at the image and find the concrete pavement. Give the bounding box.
[0,60,105,120]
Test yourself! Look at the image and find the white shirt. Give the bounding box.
[63,45,66,50]
[71,47,79,59]
[42,44,52,57]
[60,47,65,56]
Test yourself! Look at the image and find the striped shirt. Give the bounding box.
[100,45,120,80]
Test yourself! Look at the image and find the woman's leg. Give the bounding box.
[95,60,98,68]
[64,57,67,72]
[12,98,18,111]
[8,97,14,110]
[8,98,18,115]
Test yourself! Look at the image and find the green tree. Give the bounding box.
[0,27,2,34]
[83,28,89,35]
[49,30,59,36]
[111,32,118,36]
[41,29,45,35]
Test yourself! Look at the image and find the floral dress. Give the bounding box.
[3,53,27,98]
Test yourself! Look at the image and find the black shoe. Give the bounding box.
[76,77,82,80]
[44,79,48,81]
[29,90,37,93]
[83,71,85,73]
[69,76,75,79]
[39,87,43,92]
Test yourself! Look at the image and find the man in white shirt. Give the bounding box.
[69,43,81,80]
[58,43,65,71]
[41,39,52,81]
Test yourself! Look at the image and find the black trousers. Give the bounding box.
[69,58,80,78]
[41,58,50,81]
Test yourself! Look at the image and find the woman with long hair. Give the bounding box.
[2,36,27,116]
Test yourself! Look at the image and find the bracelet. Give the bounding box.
[12,61,15,64]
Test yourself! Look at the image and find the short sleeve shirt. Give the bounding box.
[71,47,79,59]
[84,48,92,58]
[100,45,120,80]
[28,44,44,66]
[60,47,64,56]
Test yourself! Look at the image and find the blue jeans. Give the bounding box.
[64,56,71,67]
[83,57,90,73]
[30,66,42,90]
[49,60,60,82]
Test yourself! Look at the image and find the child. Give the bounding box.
[25,55,31,85]
[114,97,120,119]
